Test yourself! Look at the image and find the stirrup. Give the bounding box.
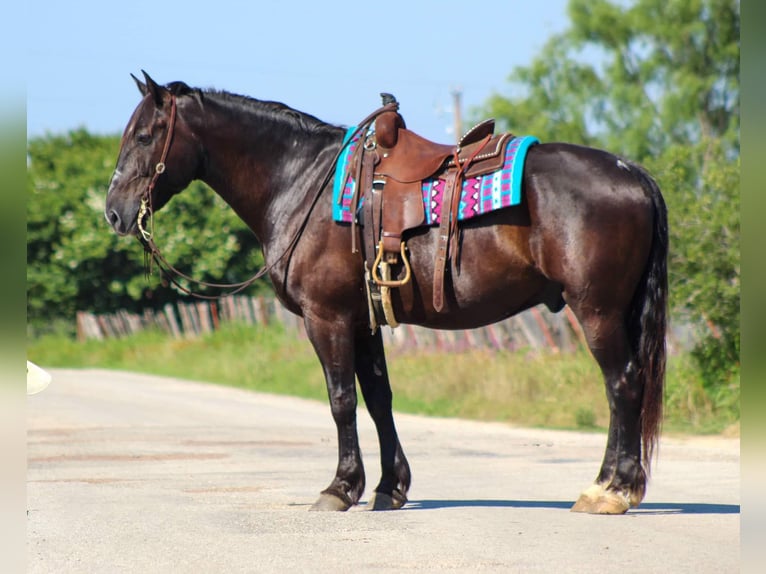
[372,240,412,288]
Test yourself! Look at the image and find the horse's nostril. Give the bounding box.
[107,209,122,228]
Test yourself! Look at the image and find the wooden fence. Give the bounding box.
[76,296,589,353]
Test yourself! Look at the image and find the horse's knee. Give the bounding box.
[328,390,357,424]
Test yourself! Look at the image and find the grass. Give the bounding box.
[29,323,328,401]
[28,322,738,435]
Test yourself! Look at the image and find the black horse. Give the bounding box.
[106,72,667,514]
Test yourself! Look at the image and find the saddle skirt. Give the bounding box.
[332,127,539,226]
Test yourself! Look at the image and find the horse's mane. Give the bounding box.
[165,80,341,135]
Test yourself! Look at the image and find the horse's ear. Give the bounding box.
[131,73,148,96]
[141,70,167,107]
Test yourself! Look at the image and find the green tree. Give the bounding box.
[27,130,267,335]
[482,0,739,395]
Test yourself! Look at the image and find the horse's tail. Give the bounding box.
[628,164,669,473]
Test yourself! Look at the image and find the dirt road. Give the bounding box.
[27,369,739,573]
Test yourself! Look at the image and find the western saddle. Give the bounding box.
[345,94,512,325]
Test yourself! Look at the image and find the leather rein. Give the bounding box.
[135,94,397,300]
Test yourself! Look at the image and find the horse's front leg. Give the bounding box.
[354,328,411,510]
[304,313,365,511]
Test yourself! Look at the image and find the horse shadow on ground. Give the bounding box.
[403,499,740,515]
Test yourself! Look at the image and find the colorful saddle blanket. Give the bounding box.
[332,127,539,225]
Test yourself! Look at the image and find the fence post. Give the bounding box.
[75,297,592,352]
[164,303,182,339]
[530,307,559,353]
[196,302,212,334]
[564,306,588,348]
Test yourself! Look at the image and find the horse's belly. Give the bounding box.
[390,222,554,329]
[395,273,551,330]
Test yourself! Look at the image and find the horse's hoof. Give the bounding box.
[309,493,352,512]
[366,489,407,511]
[571,484,630,515]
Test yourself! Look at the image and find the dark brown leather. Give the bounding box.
[348,143,370,253]
[376,128,454,183]
[361,177,387,327]
[458,119,495,148]
[432,170,458,312]
[447,133,511,177]
[380,179,425,253]
[351,108,509,313]
[377,129,510,186]
[375,110,405,148]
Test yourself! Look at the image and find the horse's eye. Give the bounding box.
[136,133,152,146]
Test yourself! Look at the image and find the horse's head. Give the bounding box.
[105,71,202,236]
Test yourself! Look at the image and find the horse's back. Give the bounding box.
[525,142,656,208]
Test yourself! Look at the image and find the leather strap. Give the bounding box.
[348,147,364,253]
[432,135,491,312]
[361,168,387,328]
[349,142,373,254]
[432,170,458,312]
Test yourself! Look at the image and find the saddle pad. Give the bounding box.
[332,126,539,225]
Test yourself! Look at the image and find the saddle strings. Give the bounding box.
[138,98,399,300]
[448,134,492,261]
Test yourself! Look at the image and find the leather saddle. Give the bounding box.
[349,95,513,313]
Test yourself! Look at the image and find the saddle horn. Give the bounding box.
[380,93,398,106]
[376,93,404,148]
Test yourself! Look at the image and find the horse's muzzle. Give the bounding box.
[105,207,129,236]
[104,197,139,236]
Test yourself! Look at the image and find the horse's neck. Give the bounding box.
[192,102,342,247]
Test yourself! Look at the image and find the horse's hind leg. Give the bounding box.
[354,329,411,510]
[569,308,646,514]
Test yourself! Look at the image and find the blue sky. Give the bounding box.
[27,0,570,142]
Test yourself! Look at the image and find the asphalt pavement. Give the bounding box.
[27,369,740,573]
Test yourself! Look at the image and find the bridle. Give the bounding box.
[136,95,176,245]
[136,93,267,299]
[134,93,398,300]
